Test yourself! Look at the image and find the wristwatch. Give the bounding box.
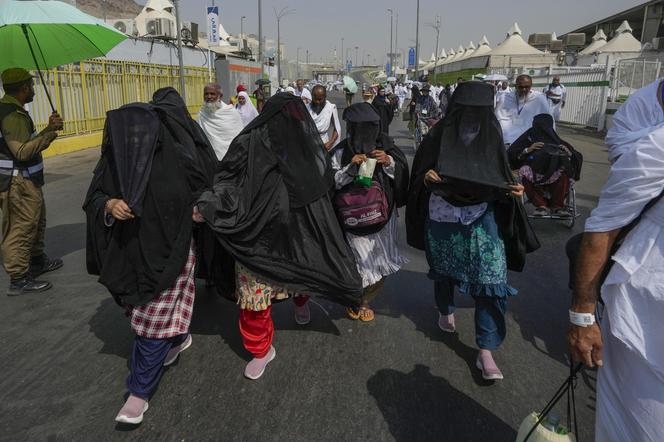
[569,310,596,327]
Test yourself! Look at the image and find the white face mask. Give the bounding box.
[204,100,222,112]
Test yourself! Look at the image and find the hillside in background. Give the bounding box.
[76,0,143,20]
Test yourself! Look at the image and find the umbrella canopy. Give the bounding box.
[386,76,397,82]
[485,73,508,81]
[255,78,271,85]
[342,76,358,94]
[0,0,127,72]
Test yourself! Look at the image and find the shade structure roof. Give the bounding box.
[470,35,492,57]
[489,22,544,56]
[599,21,641,53]
[579,29,608,55]
[458,41,476,60]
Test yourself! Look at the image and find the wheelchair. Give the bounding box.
[525,183,580,229]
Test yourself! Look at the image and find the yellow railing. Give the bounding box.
[28,60,212,136]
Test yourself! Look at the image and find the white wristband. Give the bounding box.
[569,310,596,327]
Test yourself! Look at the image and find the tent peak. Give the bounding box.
[507,22,522,36]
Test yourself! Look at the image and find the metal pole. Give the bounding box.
[297,47,300,79]
[355,46,359,67]
[415,0,420,79]
[277,16,281,86]
[433,16,440,80]
[341,38,344,71]
[395,13,399,69]
[258,0,263,74]
[388,9,393,76]
[240,16,246,51]
[173,0,186,101]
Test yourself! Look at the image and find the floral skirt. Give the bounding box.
[235,262,292,311]
[425,205,517,298]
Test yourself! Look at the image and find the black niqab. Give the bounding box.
[83,88,217,306]
[197,93,363,305]
[508,113,583,182]
[336,103,410,234]
[433,81,514,206]
[406,83,540,271]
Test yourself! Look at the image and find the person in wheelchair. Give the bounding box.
[508,113,583,217]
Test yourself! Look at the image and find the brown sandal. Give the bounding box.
[346,307,360,320]
[358,307,375,322]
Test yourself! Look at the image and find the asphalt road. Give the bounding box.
[0,92,609,441]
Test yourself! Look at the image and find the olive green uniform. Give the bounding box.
[0,95,56,281]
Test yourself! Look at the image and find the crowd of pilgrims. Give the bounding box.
[84,78,582,424]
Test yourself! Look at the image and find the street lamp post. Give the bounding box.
[274,6,295,86]
[387,8,393,76]
[415,0,420,79]
[258,0,262,72]
[341,37,344,71]
[427,15,441,80]
[354,46,359,67]
[172,0,186,101]
[240,15,246,51]
[297,47,300,79]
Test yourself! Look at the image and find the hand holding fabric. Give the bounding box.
[192,205,204,223]
[509,183,524,198]
[424,169,442,185]
[106,198,134,220]
[527,141,544,153]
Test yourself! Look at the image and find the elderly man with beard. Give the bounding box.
[308,85,341,151]
[495,74,551,145]
[197,83,244,162]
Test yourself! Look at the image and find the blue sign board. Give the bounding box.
[347,62,352,72]
[408,47,415,68]
[385,63,391,74]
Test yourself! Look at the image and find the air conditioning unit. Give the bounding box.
[528,33,554,47]
[551,40,564,52]
[180,21,199,45]
[562,33,587,48]
[146,18,175,38]
[108,19,137,37]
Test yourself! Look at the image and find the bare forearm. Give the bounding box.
[572,230,621,312]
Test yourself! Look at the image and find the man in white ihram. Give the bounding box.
[568,79,664,442]
[495,74,551,145]
[543,76,567,122]
[197,83,243,161]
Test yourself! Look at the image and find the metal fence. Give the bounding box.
[17,60,211,137]
[610,58,662,102]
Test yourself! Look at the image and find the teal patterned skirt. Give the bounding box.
[425,205,517,298]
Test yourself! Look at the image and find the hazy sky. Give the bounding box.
[140,0,643,64]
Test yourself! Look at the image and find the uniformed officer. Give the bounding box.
[0,68,64,296]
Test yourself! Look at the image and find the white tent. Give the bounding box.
[135,0,176,36]
[449,44,466,62]
[579,29,608,55]
[599,21,641,53]
[458,41,476,60]
[489,23,544,56]
[470,35,492,58]
[441,48,455,65]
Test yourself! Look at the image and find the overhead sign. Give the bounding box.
[408,47,415,68]
[207,6,219,45]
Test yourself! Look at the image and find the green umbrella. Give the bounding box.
[342,76,358,94]
[0,0,127,111]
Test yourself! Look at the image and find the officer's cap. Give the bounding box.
[1,68,34,86]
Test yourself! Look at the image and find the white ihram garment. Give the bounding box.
[495,90,551,144]
[543,84,567,121]
[197,102,244,161]
[585,79,664,442]
[308,100,341,149]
